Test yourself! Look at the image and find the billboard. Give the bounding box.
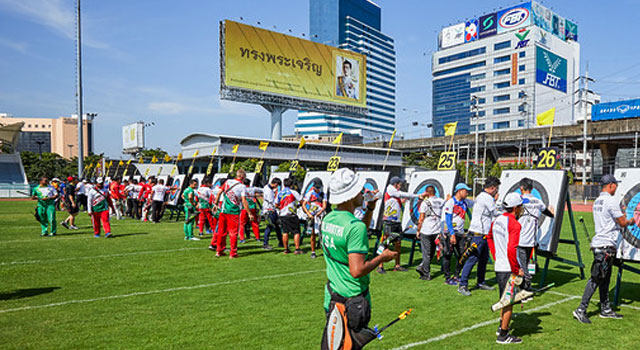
[565,19,578,41]
[440,22,465,48]
[464,19,479,42]
[551,13,565,40]
[592,99,640,121]
[221,20,367,110]
[497,2,531,34]
[122,122,144,152]
[532,1,552,32]
[536,46,567,93]
[478,13,497,39]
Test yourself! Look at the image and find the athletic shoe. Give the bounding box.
[41,233,48,237]
[420,273,432,281]
[294,249,303,255]
[94,234,100,238]
[208,245,216,251]
[496,333,522,344]
[229,254,238,259]
[49,233,56,237]
[310,252,317,259]
[262,245,273,250]
[600,309,623,319]
[70,225,79,230]
[377,267,386,274]
[572,309,591,324]
[189,236,201,241]
[458,286,471,296]
[105,233,112,238]
[61,221,69,229]
[496,327,511,336]
[239,239,246,244]
[476,283,495,291]
[283,249,291,255]
[393,266,408,272]
[416,267,426,278]
[216,252,226,257]
[445,278,458,286]
[199,233,204,237]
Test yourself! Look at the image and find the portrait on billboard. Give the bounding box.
[335,55,360,100]
[401,171,458,234]
[552,13,565,40]
[614,168,640,262]
[498,170,568,254]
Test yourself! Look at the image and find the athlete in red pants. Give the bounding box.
[239,208,260,241]
[217,212,239,256]
[91,210,111,236]
[214,170,252,258]
[87,178,112,237]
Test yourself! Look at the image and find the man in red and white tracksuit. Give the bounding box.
[239,178,262,242]
[109,177,123,220]
[139,178,154,222]
[87,177,112,238]
[214,170,252,259]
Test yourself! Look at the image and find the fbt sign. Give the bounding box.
[535,46,567,93]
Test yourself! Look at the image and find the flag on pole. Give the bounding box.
[536,107,555,126]
[389,129,397,148]
[298,137,306,149]
[258,141,269,151]
[444,122,458,136]
[193,150,199,158]
[211,147,217,156]
[151,155,158,163]
[118,160,124,166]
[177,153,183,161]
[232,144,239,154]
[332,133,343,145]
[164,154,171,163]
[138,157,143,164]
[108,160,113,168]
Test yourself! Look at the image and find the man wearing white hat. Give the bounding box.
[321,168,397,349]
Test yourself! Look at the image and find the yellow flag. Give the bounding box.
[118,160,124,166]
[298,137,306,150]
[108,160,113,168]
[232,144,239,154]
[126,159,132,165]
[389,129,397,148]
[211,147,217,156]
[151,155,158,163]
[444,122,458,136]
[164,154,171,163]
[88,163,93,169]
[332,133,343,145]
[536,107,555,126]
[258,141,269,151]
[177,153,183,161]
[193,150,199,157]
[138,157,143,164]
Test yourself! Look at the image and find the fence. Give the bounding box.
[0,184,31,198]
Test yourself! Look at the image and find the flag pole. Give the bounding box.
[547,125,553,148]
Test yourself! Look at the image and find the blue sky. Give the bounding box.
[1,0,639,157]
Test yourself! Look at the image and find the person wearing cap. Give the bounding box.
[320,168,398,345]
[573,174,633,324]
[459,176,502,296]
[61,176,80,230]
[87,177,112,238]
[31,177,58,236]
[301,181,327,259]
[415,184,447,281]
[275,177,302,254]
[487,192,524,344]
[379,176,426,273]
[50,178,62,211]
[517,178,555,291]
[441,183,473,285]
[139,177,155,222]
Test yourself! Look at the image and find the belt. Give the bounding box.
[471,232,484,237]
[593,246,616,254]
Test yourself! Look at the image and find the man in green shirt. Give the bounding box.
[321,168,397,349]
[31,177,59,236]
[182,180,199,241]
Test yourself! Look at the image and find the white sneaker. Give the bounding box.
[71,225,79,230]
[189,237,201,241]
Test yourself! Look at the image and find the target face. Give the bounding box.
[167,174,185,206]
[301,171,332,203]
[212,173,228,188]
[402,170,458,233]
[614,168,640,261]
[498,169,568,254]
[358,171,390,230]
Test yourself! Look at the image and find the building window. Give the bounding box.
[478,98,486,104]
[469,73,486,81]
[494,55,510,64]
[518,120,525,127]
[519,78,525,85]
[493,94,510,102]
[494,68,510,76]
[494,41,511,51]
[478,124,486,131]
[518,91,526,98]
[478,110,486,117]
[494,81,510,89]
[519,64,525,71]
[493,121,510,129]
[470,85,486,93]
[518,104,526,112]
[28,124,31,128]
[433,61,487,77]
[34,125,38,128]
[439,47,486,64]
[470,125,476,132]
[519,51,526,58]
[493,107,510,115]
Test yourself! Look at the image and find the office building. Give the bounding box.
[295,0,396,142]
[432,1,580,136]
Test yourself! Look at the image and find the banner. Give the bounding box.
[536,46,567,93]
[565,19,578,41]
[531,1,552,32]
[478,13,497,39]
[497,3,531,34]
[464,19,478,42]
[592,98,640,121]
[551,13,565,40]
[223,20,366,108]
[440,23,465,48]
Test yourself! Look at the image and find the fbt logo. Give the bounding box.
[500,8,530,29]
[541,73,561,89]
[514,28,530,49]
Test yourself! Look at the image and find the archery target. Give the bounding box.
[122,175,130,182]
[301,171,332,201]
[211,173,228,188]
[167,175,185,206]
[498,170,568,254]
[357,171,390,230]
[402,170,458,234]
[268,172,291,192]
[614,168,640,261]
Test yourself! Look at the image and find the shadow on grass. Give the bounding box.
[512,311,550,337]
[0,287,61,300]
[108,232,150,238]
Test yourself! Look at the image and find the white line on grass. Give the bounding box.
[392,295,579,350]
[550,291,640,311]
[0,269,325,314]
[0,247,203,266]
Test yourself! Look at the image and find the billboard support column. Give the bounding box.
[263,104,287,140]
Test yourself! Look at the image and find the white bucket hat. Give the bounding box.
[329,168,366,205]
[503,192,523,209]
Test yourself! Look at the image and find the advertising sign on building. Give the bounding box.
[464,19,478,42]
[440,22,465,48]
[592,99,640,121]
[551,13,565,40]
[497,2,531,34]
[532,1,552,32]
[478,13,497,39]
[222,20,367,109]
[122,122,144,152]
[536,46,567,93]
[565,19,578,41]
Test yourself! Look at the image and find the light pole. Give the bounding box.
[36,141,45,154]
[411,121,432,138]
[76,0,84,177]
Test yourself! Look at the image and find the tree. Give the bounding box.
[20,151,73,181]
[276,161,307,183]
[138,148,168,162]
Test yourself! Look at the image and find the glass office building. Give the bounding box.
[295,0,396,142]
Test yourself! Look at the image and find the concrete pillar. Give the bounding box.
[599,143,618,175]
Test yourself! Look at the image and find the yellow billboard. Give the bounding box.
[223,20,367,108]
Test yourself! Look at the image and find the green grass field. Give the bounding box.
[1,201,639,349]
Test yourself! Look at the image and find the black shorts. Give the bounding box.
[496,271,511,297]
[383,221,402,236]
[280,215,300,235]
[66,203,79,214]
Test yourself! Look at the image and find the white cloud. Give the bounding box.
[0,37,27,53]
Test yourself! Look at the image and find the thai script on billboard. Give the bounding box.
[536,46,567,93]
[440,22,465,48]
[497,2,531,34]
[592,99,640,122]
[222,20,367,108]
[478,13,497,39]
